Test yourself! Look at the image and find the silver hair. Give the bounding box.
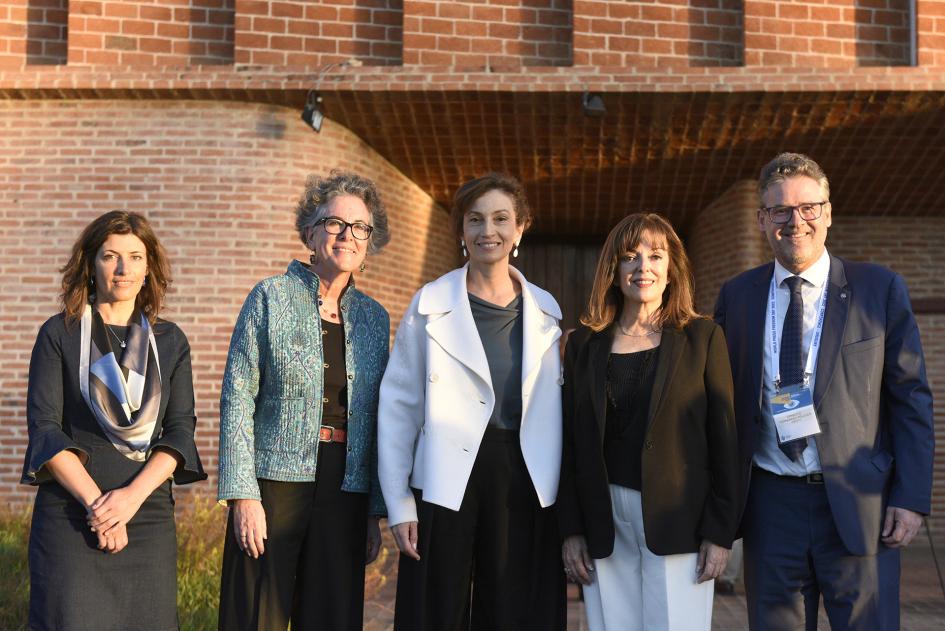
[758,152,830,202]
[295,171,391,255]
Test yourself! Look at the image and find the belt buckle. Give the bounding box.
[806,472,824,484]
[319,426,335,443]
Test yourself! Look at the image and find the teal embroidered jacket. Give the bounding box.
[218,260,389,516]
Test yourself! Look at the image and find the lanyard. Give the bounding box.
[768,274,829,391]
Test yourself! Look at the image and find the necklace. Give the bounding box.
[317,293,338,321]
[617,323,660,337]
[106,323,127,349]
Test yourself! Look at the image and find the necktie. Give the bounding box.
[778,275,807,461]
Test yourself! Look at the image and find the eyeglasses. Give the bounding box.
[315,216,374,241]
[760,201,828,224]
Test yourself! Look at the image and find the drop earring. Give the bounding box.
[359,262,366,272]
[461,239,467,257]
[512,242,520,258]
[309,254,317,266]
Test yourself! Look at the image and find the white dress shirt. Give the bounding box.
[755,248,831,476]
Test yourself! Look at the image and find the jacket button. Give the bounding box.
[644,441,654,450]
[557,377,564,386]
[347,446,353,453]
[429,373,439,383]
[323,397,329,403]
[324,362,330,369]
[347,373,354,380]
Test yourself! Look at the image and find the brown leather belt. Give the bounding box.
[318,426,347,444]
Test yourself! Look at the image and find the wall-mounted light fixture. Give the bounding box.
[582,92,606,118]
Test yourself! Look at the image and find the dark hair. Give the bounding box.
[581,213,701,332]
[60,210,171,324]
[295,171,391,255]
[449,172,533,237]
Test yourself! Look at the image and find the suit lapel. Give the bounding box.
[519,279,561,418]
[813,256,850,407]
[646,327,684,434]
[748,264,774,408]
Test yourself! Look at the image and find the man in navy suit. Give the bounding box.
[714,152,934,630]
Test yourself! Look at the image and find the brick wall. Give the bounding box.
[6,0,945,70]
[573,0,743,67]
[403,0,571,67]
[67,0,234,66]
[235,0,403,66]
[0,99,457,507]
[688,179,767,314]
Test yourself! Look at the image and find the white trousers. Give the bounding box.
[582,485,714,631]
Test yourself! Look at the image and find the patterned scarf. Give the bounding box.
[79,305,162,461]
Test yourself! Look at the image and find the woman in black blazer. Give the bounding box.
[557,213,738,631]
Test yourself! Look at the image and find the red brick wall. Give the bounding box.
[235,0,403,66]
[0,99,457,507]
[0,0,28,66]
[67,0,234,66]
[573,0,743,67]
[918,0,945,65]
[744,0,859,66]
[688,179,767,314]
[403,0,571,67]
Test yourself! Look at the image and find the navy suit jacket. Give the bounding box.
[714,255,934,556]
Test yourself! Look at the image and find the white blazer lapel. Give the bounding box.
[419,265,492,387]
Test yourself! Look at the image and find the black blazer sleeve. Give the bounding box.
[696,324,739,548]
[556,331,584,540]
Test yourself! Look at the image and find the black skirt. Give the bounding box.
[28,480,178,631]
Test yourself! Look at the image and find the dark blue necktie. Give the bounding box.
[778,275,807,461]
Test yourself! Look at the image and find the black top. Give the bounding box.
[603,348,659,491]
[468,293,524,431]
[320,320,348,428]
[22,312,206,491]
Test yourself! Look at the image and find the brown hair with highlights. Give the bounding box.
[60,210,171,325]
[581,213,701,332]
[449,172,533,237]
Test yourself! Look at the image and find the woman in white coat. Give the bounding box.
[379,173,567,631]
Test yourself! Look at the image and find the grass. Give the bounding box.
[0,500,226,631]
[0,500,396,630]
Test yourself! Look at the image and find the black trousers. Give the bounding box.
[394,427,567,631]
[218,442,368,631]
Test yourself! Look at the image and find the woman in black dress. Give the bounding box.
[22,210,206,631]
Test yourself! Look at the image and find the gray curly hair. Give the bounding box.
[295,171,391,255]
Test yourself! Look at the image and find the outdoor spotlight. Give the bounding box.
[582,92,606,118]
[301,91,324,132]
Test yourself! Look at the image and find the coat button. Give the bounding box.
[324,362,330,369]
[347,373,354,380]
[323,397,329,404]
[347,446,353,453]
[644,441,654,450]
[429,373,439,383]
[557,377,564,386]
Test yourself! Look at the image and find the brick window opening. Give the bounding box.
[27,0,68,65]
[856,0,912,66]
[688,0,743,67]
[235,0,404,67]
[404,0,572,68]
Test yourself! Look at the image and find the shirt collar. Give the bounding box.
[774,248,830,289]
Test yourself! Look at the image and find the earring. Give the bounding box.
[513,243,520,258]
[309,254,317,265]
[143,276,148,286]
[89,277,95,287]
[461,239,467,258]
[359,262,366,273]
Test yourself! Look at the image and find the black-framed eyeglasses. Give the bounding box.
[315,216,374,240]
[759,201,828,224]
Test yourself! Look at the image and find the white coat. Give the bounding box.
[378,264,563,527]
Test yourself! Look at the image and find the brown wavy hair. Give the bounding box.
[60,210,171,325]
[580,213,701,332]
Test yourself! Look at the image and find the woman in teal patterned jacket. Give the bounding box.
[217,172,391,631]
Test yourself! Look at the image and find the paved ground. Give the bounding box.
[365,526,945,630]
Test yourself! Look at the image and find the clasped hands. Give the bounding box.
[86,486,147,554]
